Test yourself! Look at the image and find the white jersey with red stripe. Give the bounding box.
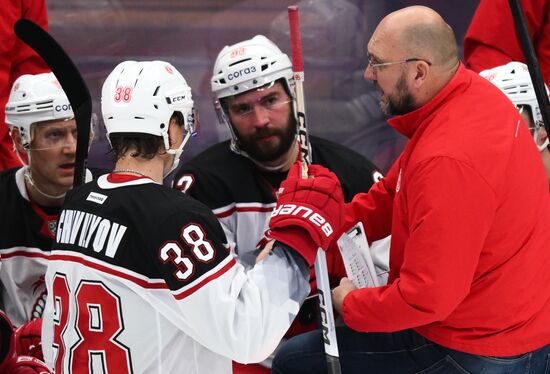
[41,174,309,374]
[0,167,57,326]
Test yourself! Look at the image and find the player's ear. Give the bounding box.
[412,60,430,88]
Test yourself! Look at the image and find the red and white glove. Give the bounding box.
[2,356,51,374]
[269,161,345,265]
[0,312,50,374]
[14,318,43,361]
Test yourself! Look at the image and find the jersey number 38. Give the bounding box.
[158,224,216,281]
[51,274,132,373]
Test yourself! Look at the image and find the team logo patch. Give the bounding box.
[47,220,57,238]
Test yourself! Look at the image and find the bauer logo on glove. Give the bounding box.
[271,204,334,237]
[268,161,345,265]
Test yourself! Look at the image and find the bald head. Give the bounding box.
[365,6,460,111]
[373,6,458,68]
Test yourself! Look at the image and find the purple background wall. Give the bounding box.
[46,0,480,175]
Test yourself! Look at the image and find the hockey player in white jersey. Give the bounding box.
[41,60,345,373]
[0,72,87,327]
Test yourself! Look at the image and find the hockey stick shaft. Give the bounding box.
[288,6,342,374]
[14,19,91,188]
[288,5,312,165]
[508,0,550,136]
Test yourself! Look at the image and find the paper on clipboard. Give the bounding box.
[337,222,379,288]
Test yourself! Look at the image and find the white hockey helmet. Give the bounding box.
[211,35,294,100]
[480,61,549,149]
[102,60,198,174]
[5,72,74,149]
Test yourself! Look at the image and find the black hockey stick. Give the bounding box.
[14,19,91,188]
[289,6,342,374]
[508,0,550,136]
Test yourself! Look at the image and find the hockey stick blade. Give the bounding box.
[14,19,91,187]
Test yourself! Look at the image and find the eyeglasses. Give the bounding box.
[228,94,293,119]
[367,54,432,70]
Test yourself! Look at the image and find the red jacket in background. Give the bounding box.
[464,0,550,82]
[0,0,50,170]
[343,64,550,356]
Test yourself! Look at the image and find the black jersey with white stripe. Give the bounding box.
[42,174,309,373]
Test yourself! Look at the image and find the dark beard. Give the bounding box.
[386,73,416,116]
[236,114,297,162]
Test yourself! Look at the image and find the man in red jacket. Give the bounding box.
[272,5,550,373]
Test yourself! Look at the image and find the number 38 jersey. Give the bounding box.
[41,174,309,374]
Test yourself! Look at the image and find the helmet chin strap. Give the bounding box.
[24,166,66,200]
[538,137,550,152]
[533,123,550,151]
[13,144,28,168]
[164,131,191,177]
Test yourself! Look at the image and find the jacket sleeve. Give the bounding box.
[342,157,496,332]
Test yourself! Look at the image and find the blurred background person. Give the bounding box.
[0,0,50,170]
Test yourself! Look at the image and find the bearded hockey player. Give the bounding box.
[173,35,388,373]
[41,60,344,373]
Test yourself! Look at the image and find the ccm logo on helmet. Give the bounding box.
[169,95,186,103]
[271,203,333,237]
[55,104,72,112]
[228,66,257,81]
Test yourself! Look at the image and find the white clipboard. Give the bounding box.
[337,222,379,288]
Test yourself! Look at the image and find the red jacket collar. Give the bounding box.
[388,63,469,139]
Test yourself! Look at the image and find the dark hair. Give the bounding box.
[109,111,184,161]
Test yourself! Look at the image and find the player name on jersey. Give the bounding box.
[56,209,127,258]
